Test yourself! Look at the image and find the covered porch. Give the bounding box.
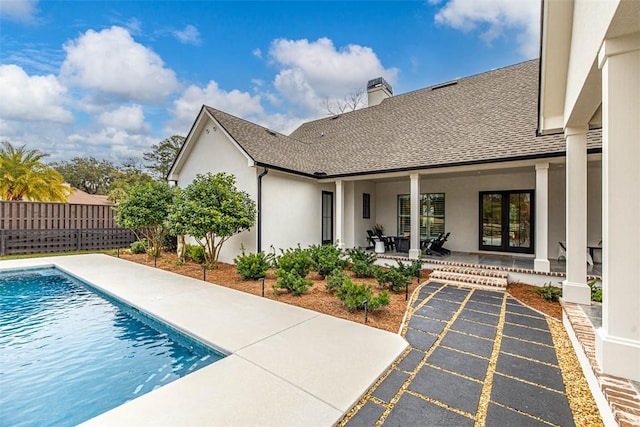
[325,154,602,277]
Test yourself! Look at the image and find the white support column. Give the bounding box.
[534,163,551,272]
[335,180,344,248]
[563,126,591,305]
[596,34,640,381]
[409,173,420,259]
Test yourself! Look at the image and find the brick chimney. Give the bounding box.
[367,77,393,107]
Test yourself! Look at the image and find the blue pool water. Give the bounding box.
[0,267,225,426]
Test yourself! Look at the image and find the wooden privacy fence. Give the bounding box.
[0,201,136,255]
[0,228,136,256]
[0,201,118,230]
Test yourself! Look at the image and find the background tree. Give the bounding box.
[167,172,256,268]
[0,141,69,202]
[115,181,174,256]
[143,135,184,180]
[323,88,366,116]
[51,157,116,194]
[107,158,153,202]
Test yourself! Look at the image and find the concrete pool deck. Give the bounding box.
[0,254,408,426]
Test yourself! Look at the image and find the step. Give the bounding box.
[432,265,509,279]
[429,269,508,291]
[426,277,507,292]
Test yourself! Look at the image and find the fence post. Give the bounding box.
[0,230,5,256]
[76,229,81,251]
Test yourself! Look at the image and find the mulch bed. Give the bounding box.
[114,252,562,331]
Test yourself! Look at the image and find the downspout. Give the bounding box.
[257,167,269,253]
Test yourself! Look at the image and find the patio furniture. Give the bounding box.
[558,241,595,265]
[366,230,379,250]
[374,229,395,251]
[395,236,410,253]
[426,232,451,256]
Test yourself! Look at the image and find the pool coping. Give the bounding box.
[1,254,408,426]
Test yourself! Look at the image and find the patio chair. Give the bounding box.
[366,230,379,250]
[558,241,566,261]
[426,232,451,256]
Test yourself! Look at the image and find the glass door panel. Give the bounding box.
[509,193,531,248]
[482,193,503,247]
[479,190,533,254]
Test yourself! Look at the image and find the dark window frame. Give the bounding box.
[362,193,371,219]
[321,191,334,245]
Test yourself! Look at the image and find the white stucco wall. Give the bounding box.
[261,171,333,253]
[175,118,258,264]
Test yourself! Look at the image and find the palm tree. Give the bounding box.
[0,141,69,202]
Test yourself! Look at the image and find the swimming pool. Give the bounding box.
[0,267,225,426]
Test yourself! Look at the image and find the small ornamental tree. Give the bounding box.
[167,173,256,269]
[115,181,173,256]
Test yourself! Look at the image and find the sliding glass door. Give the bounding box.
[479,190,533,254]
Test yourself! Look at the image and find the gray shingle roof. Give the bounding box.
[206,59,601,178]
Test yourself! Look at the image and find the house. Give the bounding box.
[66,188,114,205]
[169,59,602,273]
[539,0,639,383]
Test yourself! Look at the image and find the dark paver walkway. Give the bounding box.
[344,282,576,427]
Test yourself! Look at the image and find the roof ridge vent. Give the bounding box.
[431,80,458,91]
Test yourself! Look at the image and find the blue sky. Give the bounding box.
[0,0,540,162]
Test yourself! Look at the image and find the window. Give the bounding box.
[397,193,445,240]
[363,193,371,219]
[479,190,533,253]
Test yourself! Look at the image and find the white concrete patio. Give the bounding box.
[0,254,408,426]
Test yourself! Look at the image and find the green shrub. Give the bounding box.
[276,247,314,277]
[186,244,205,263]
[347,247,377,265]
[336,280,390,311]
[234,251,273,280]
[309,243,345,277]
[130,240,147,254]
[273,268,313,296]
[395,260,423,279]
[535,282,562,302]
[589,279,602,302]
[351,260,377,278]
[326,269,350,291]
[375,267,410,292]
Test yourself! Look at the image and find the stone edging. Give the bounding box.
[561,300,640,426]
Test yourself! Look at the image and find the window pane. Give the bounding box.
[398,193,444,240]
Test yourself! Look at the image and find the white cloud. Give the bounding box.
[0,0,39,23]
[0,64,73,123]
[268,37,398,114]
[67,127,157,160]
[98,105,150,134]
[173,24,201,46]
[433,0,540,58]
[169,80,264,134]
[60,26,179,103]
[252,48,262,58]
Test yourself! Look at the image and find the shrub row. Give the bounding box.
[232,244,423,312]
